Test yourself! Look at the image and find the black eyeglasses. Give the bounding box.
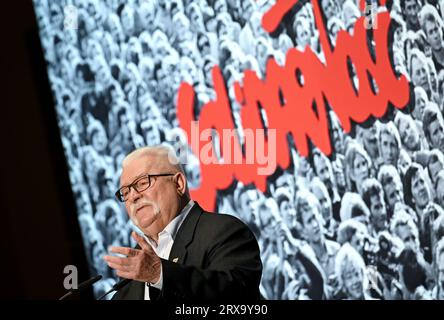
[115,173,175,202]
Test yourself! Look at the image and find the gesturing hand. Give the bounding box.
[104,231,161,284]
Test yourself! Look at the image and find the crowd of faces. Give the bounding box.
[33,0,444,299]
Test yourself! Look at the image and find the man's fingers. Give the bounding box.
[106,261,131,272]
[103,255,131,266]
[109,246,139,257]
[132,231,150,251]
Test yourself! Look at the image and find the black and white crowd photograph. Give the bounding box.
[23,0,444,300]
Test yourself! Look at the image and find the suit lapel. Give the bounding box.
[168,202,203,264]
[118,203,204,300]
[130,281,145,300]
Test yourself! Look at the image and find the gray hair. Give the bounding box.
[122,145,186,176]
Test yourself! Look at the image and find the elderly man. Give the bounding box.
[105,146,262,300]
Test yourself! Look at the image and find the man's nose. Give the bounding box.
[128,186,142,202]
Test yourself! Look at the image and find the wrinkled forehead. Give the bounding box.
[120,153,171,185]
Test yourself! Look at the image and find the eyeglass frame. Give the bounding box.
[115,173,175,202]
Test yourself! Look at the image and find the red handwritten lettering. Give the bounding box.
[176,0,409,211]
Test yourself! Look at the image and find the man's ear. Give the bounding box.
[175,172,187,196]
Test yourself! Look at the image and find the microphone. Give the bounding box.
[97,278,131,300]
[59,275,102,300]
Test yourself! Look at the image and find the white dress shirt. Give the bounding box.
[143,200,194,300]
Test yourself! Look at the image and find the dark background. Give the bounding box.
[0,0,90,299]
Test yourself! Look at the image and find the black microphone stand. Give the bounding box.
[59,275,103,300]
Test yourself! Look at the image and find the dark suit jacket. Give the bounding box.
[112,202,263,301]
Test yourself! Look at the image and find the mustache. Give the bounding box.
[129,199,160,217]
